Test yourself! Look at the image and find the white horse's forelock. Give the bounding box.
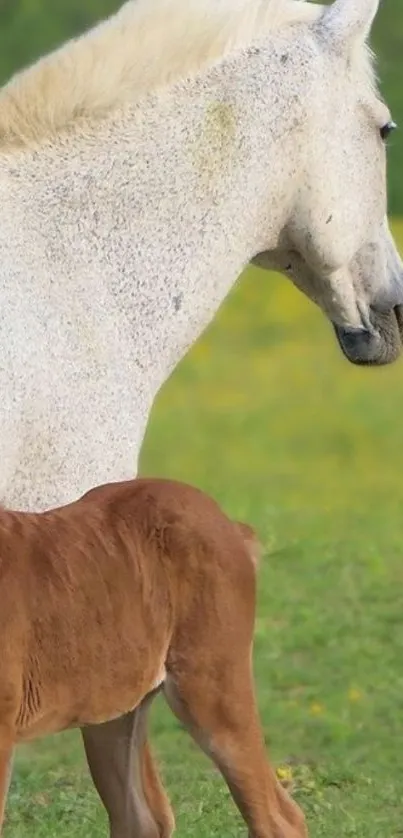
[0,0,326,150]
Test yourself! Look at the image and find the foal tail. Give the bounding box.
[232,521,263,570]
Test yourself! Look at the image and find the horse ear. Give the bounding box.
[320,0,380,47]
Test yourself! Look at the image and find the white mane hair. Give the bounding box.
[0,0,324,149]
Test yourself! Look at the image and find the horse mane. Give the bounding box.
[0,0,323,150]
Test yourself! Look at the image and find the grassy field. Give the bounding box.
[6,221,403,837]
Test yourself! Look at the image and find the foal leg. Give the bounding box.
[82,709,158,838]
[81,697,174,838]
[0,740,14,835]
[140,735,175,838]
[164,663,307,838]
[119,691,174,837]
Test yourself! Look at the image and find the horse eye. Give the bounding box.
[380,121,397,141]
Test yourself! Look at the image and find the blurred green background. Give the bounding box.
[2,3,403,838]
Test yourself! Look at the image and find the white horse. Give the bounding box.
[0,0,401,834]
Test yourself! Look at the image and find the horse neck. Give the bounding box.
[0,40,309,510]
[1,39,307,388]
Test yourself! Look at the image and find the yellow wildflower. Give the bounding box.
[276,766,293,783]
[348,688,363,702]
[310,702,324,715]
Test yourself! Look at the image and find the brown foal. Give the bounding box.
[0,478,307,838]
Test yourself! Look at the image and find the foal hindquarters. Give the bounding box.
[82,559,307,838]
[81,533,307,838]
[161,546,308,838]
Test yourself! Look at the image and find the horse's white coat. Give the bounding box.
[0,0,322,148]
[0,0,401,511]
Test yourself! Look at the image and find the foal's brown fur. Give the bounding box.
[0,478,306,837]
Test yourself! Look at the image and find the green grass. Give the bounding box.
[6,220,403,837]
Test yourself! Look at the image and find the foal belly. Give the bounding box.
[15,556,172,744]
[16,662,167,744]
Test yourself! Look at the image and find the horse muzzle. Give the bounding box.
[333,305,403,366]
